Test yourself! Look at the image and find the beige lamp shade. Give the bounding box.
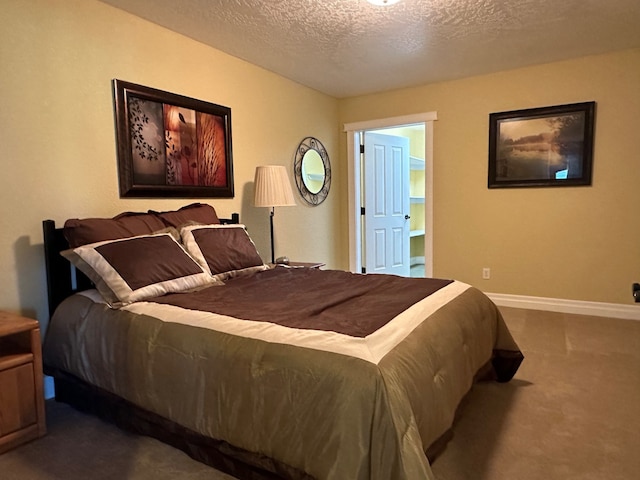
[254,165,296,207]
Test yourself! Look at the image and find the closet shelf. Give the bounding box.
[410,156,425,170]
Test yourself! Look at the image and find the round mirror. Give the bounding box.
[301,149,324,194]
[294,137,331,205]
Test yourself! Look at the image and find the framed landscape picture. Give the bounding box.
[113,79,234,198]
[488,102,595,188]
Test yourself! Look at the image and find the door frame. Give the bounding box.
[344,111,437,275]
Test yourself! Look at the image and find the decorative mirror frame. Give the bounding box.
[293,137,331,205]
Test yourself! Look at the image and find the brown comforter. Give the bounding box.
[43,267,522,480]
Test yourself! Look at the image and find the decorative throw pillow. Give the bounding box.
[63,211,166,248]
[63,204,220,248]
[150,203,220,228]
[62,232,220,307]
[179,224,268,280]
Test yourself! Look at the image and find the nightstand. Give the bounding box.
[271,262,325,269]
[0,311,46,453]
[287,262,325,269]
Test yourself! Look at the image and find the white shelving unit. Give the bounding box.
[409,156,425,238]
[409,155,426,276]
[410,156,425,171]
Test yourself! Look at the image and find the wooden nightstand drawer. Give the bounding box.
[0,312,46,453]
[0,363,37,436]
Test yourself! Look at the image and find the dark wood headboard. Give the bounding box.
[42,213,240,318]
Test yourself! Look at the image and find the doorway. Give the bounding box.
[344,112,436,277]
[362,130,412,277]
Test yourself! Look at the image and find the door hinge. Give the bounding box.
[360,207,365,215]
[360,144,365,154]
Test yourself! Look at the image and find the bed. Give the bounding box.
[41,203,523,480]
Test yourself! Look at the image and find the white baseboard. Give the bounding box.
[486,292,640,321]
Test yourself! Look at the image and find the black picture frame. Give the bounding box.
[113,79,234,198]
[488,102,595,188]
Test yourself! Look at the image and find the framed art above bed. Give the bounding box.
[113,79,234,198]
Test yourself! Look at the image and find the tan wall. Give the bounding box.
[0,0,341,329]
[339,48,640,305]
[2,1,638,331]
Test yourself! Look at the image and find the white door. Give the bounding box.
[363,133,410,276]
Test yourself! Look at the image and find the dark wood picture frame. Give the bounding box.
[488,102,595,188]
[113,79,234,198]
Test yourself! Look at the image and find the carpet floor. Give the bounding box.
[1,307,638,479]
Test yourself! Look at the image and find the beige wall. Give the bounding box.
[339,48,640,305]
[2,1,638,333]
[0,0,341,329]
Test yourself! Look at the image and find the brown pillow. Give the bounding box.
[150,203,220,228]
[180,224,268,280]
[64,211,166,248]
[62,232,220,307]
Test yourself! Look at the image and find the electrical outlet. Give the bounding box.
[482,268,491,280]
[633,283,640,303]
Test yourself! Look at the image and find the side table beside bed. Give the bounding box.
[0,311,46,454]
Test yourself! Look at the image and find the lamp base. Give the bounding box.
[269,207,275,264]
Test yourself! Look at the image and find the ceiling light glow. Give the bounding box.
[367,0,401,6]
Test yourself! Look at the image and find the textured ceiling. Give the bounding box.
[99,0,640,98]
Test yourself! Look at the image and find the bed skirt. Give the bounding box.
[51,369,313,480]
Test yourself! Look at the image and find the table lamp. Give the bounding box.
[254,165,296,264]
